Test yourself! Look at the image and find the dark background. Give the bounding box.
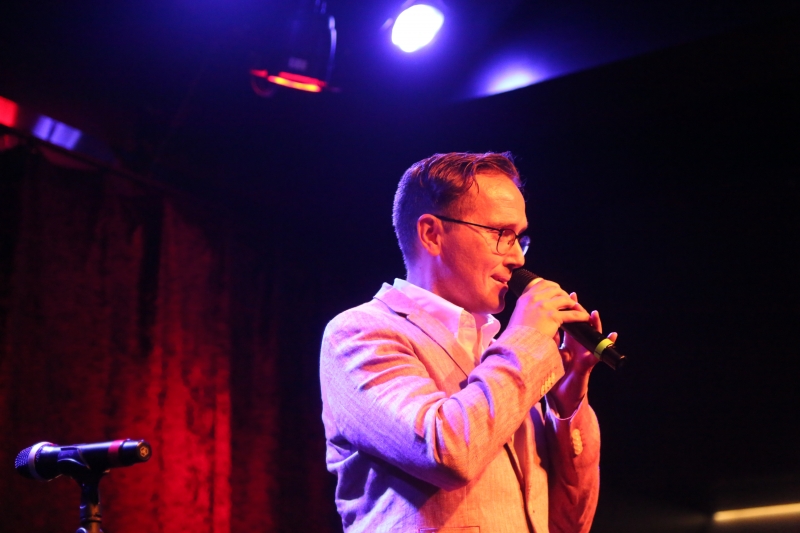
[1,1,799,532]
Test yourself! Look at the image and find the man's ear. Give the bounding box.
[416,214,443,257]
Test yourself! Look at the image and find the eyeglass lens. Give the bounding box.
[498,231,529,255]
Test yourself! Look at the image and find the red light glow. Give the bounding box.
[276,71,324,86]
[273,72,326,92]
[266,76,322,92]
[249,69,325,93]
[0,95,19,127]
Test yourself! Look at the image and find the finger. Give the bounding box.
[549,296,583,312]
[529,284,569,301]
[590,310,602,333]
[570,299,589,314]
[528,279,559,291]
[527,279,566,294]
[543,300,591,316]
[608,332,618,343]
[539,279,561,291]
[559,309,592,323]
[531,290,577,307]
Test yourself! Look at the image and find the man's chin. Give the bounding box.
[488,296,506,315]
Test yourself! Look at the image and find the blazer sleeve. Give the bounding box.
[320,304,564,491]
[544,396,601,533]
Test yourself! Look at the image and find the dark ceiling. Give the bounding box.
[1,0,797,181]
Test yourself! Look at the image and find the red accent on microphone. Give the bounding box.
[107,439,125,467]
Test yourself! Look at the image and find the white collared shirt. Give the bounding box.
[393,278,502,366]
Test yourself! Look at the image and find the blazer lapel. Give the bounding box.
[374,284,476,377]
[376,284,531,526]
[375,283,531,528]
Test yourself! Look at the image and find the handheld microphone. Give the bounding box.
[508,268,626,370]
[14,439,152,481]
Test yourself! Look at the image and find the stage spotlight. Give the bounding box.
[251,3,336,96]
[391,4,445,53]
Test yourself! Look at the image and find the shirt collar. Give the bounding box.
[392,278,501,351]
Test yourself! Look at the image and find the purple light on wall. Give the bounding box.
[486,68,540,95]
[470,54,547,98]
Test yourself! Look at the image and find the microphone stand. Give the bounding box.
[57,449,108,533]
[75,473,105,533]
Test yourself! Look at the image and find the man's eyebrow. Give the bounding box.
[486,216,526,232]
[500,222,527,233]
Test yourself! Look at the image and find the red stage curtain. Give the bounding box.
[0,146,337,532]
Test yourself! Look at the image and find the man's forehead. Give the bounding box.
[471,173,524,203]
[462,173,527,226]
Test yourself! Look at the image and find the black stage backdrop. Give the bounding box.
[1,16,798,533]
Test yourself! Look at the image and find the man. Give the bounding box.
[320,152,616,532]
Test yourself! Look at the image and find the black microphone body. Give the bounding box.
[508,268,626,370]
[15,439,152,481]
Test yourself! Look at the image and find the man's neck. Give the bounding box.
[405,267,479,317]
[405,268,433,295]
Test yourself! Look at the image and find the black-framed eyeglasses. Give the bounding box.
[433,214,530,255]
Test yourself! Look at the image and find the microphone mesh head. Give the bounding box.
[14,442,56,480]
[14,446,34,478]
[508,269,539,297]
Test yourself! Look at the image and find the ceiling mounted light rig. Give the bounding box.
[251,0,337,96]
[387,1,446,53]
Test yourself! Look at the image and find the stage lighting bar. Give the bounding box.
[33,116,82,150]
[0,94,114,162]
[713,502,800,522]
[251,5,336,96]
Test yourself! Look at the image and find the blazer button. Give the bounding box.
[571,429,583,455]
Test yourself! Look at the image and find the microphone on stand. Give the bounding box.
[15,439,152,533]
[509,268,626,370]
[15,439,151,481]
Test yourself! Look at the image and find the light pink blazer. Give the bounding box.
[320,284,600,533]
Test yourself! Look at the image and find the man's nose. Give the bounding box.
[505,240,526,269]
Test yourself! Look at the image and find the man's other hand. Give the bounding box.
[550,292,618,416]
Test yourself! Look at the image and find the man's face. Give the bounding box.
[435,173,527,315]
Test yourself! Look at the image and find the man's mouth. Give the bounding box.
[491,276,509,287]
